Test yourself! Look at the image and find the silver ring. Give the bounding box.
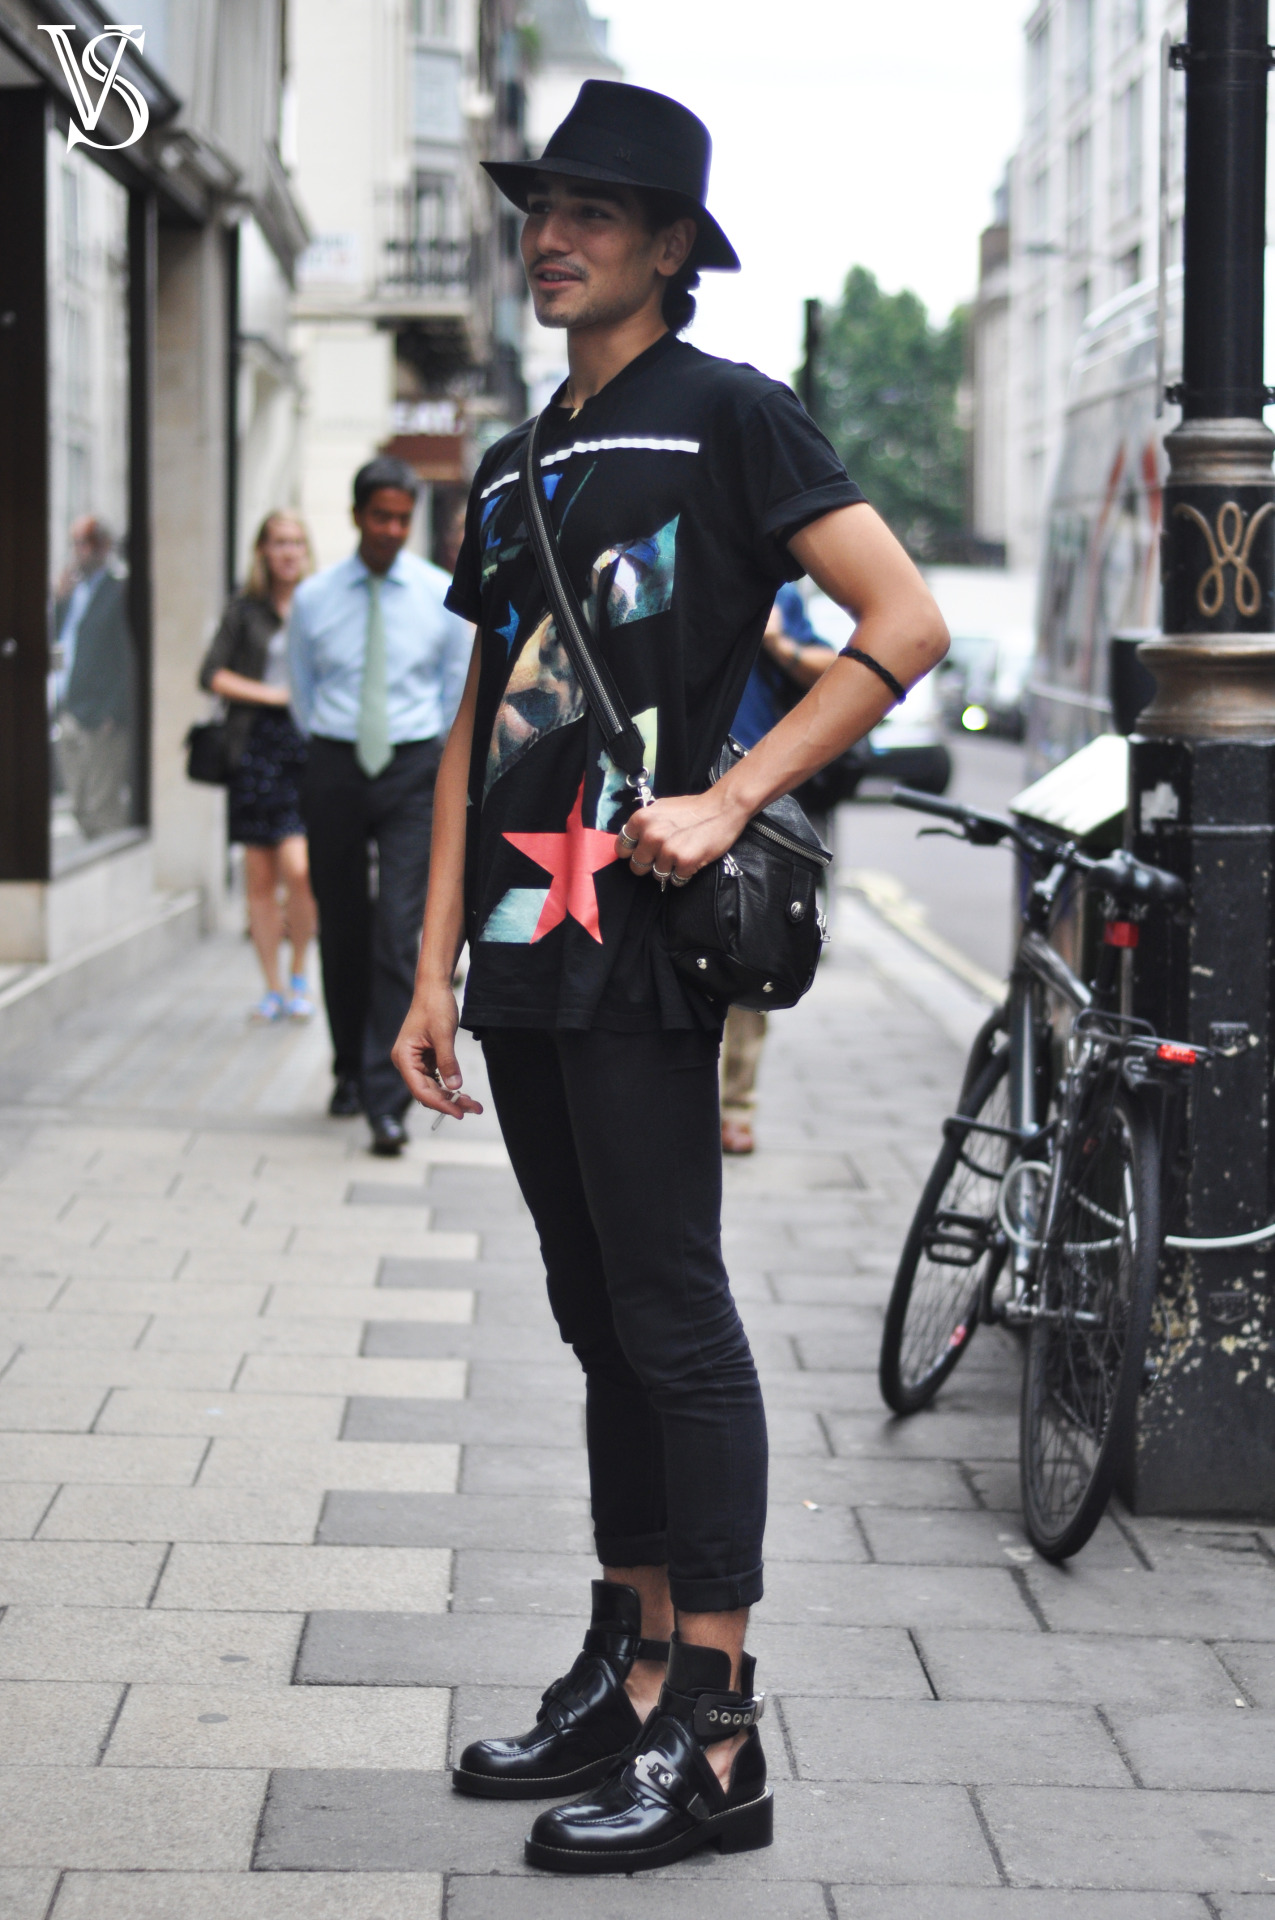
[670,871,691,888]
[618,828,639,852]
[652,866,674,881]
[630,859,654,877]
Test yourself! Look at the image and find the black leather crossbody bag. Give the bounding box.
[518,411,831,1012]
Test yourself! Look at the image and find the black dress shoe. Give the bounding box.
[368,1112,407,1156]
[328,1075,362,1117]
[524,1637,772,1874]
[453,1581,668,1801]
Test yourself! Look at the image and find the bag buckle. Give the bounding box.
[626,768,654,809]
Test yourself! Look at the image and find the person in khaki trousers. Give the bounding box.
[720,584,838,1153]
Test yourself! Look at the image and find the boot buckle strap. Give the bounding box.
[538,1673,586,1730]
[581,1628,671,1663]
[693,1689,765,1739]
[631,1749,710,1822]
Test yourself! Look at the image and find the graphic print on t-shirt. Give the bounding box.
[480,705,658,946]
[501,775,618,943]
[482,511,678,800]
[444,331,866,1029]
[483,611,582,796]
[586,517,679,628]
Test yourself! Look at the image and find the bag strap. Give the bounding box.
[519,410,654,805]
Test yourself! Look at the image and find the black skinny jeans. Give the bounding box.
[481,1025,767,1613]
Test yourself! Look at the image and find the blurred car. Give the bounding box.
[924,567,1038,741]
[804,590,952,796]
[948,629,1037,740]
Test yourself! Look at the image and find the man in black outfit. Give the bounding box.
[290,457,471,1154]
[393,82,948,1872]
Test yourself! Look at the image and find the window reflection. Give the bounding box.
[47,137,137,867]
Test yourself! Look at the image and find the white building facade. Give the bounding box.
[287,0,530,569]
[1003,0,1186,570]
[520,0,621,414]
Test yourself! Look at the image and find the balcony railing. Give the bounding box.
[378,237,471,298]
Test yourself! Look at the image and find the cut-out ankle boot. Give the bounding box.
[524,1636,773,1873]
[452,1580,667,1800]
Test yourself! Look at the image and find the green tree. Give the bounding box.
[810,265,968,559]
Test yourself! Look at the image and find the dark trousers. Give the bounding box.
[481,1025,768,1613]
[303,736,440,1118]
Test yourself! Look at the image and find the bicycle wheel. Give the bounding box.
[1020,1080,1158,1561]
[879,1044,1012,1414]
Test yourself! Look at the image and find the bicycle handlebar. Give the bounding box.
[890,786,1047,856]
[890,786,1186,908]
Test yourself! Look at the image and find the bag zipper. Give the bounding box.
[707,748,832,868]
[749,816,833,868]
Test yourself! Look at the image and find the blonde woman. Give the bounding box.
[199,512,317,1021]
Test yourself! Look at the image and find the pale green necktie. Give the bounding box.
[356,573,392,778]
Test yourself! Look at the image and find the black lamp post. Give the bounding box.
[1129,0,1275,1512]
[799,297,821,422]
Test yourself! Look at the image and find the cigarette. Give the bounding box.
[430,1076,462,1133]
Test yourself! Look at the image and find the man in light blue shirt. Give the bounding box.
[290,455,473,1152]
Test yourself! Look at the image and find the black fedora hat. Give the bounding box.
[483,80,739,272]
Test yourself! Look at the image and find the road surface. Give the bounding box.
[836,732,1028,986]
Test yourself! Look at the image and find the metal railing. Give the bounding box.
[378,237,470,297]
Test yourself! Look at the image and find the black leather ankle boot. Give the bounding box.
[523,1635,773,1873]
[452,1580,667,1800]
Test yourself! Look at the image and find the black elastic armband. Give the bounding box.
[840,644,907,706]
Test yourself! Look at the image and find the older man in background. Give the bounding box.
[289,455,472,1155]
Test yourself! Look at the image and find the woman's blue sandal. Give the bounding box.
[286,976,314,1020]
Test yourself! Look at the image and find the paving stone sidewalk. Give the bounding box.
[0,887,1273,1918]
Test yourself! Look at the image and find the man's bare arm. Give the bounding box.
[615,503,948,880]
[391,639,485,1118]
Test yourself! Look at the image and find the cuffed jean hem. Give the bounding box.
[595,1529,669,1568]
[668,1564,764,1613]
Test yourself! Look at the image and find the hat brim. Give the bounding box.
[482,158,740,272]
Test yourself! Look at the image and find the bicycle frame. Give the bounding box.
[965,857,1193,1326]
[1000,864,1090,1314]
[891,784,1202,1328]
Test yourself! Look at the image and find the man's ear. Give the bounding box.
[657,216,696,278]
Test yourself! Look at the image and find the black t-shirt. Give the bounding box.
[445,331,864,1033]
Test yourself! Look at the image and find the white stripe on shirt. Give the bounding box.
[479,437,701,500]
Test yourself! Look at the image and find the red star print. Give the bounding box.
[503,777,620,943]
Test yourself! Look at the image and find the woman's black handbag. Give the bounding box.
[519,412,831,1012]
[184,720,230,786]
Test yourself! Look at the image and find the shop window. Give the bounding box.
[46,135,140,870]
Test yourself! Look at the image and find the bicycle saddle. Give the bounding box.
[1084,848,1186,908]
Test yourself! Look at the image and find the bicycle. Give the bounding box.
[876,786,1201,1561]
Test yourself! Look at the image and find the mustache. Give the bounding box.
[530,258,586,279]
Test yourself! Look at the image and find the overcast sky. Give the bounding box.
[597,0,1029,384]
